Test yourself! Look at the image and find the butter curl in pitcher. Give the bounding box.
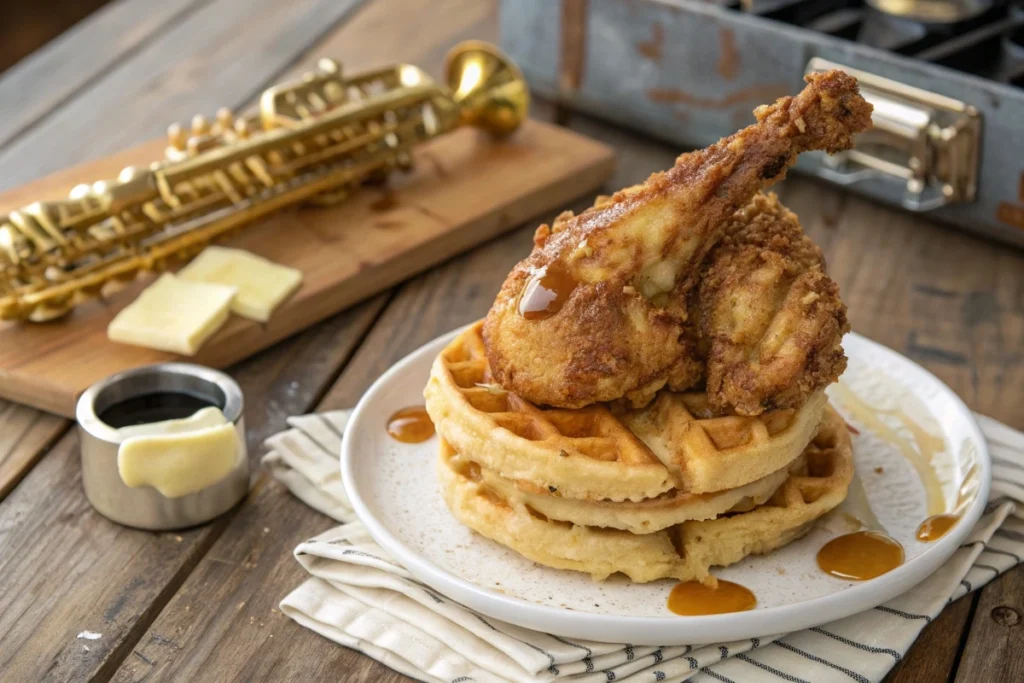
[116,407,242,498]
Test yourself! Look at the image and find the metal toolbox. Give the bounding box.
[500,0,1024,247]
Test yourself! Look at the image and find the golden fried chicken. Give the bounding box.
[483,71,871,409]
[696,192,849,415]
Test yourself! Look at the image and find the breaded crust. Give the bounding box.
[483,71,872,410]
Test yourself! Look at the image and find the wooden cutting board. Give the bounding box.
[0,120,615,417]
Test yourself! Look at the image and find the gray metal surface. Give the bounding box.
[500,0,1024,247]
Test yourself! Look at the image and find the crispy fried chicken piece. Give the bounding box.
[483,71,871,409]
[697,192,849,415]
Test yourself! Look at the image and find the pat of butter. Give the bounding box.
[117,406,227,439]
[117,411,240,498]
[178,246,303,323]
[108,273,236,356]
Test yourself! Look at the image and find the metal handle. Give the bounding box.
[805,58,982,212]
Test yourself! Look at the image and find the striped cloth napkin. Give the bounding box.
[266,410,1024,683]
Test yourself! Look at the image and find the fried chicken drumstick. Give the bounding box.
[483,71,871,410]
[696,192,849,415]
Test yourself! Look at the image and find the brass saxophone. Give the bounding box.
[0,41,528,321]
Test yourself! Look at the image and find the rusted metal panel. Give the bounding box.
[500,0,1024,247]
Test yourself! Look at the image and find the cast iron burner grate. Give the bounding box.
[713,0,1024,85]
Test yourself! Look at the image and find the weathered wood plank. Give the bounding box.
[954,568,1024,683]
[884,592,977,683]
[0,0,366,190]
[0,0,117,73]
[0,297,387,683]
[0,400,68,499]
[0,0,204,152]
[288,0,494,75]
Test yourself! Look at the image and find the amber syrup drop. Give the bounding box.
[386,406,435,443]
[667,579,757,616]
[817,531,904,580]
[916,514,960,542]
[518,263,576,320]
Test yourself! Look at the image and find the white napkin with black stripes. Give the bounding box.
[266,411,1024,683]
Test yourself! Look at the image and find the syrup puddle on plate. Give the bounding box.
[667,580,756,616]
[916,514,960,542]
[387,406,435,443]
[913,465,977,540]
[817,530,905,580]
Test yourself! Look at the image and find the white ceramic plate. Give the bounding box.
[341,327,991,645]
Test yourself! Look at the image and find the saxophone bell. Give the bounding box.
[445,41,529,137]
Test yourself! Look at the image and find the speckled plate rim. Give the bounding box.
[341,327,991,645]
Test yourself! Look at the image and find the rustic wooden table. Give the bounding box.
[0,1,1021,681]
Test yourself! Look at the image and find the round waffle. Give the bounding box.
[424,322,826,502]
[437,405,853,584]
[478,457,794,534]
[621,389,828,495]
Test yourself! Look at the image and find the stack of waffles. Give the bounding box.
[424,322,854,584]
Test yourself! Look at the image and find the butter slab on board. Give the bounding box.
[178,246,303,323]
[107,273,236,356]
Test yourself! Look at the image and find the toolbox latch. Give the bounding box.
[805,57,981,212]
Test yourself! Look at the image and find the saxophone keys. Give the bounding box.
[215,107,234,131]
[167,122,187,151]
[25,292,74,322]
[75,281,105,299]
[69,183,92,200]
[317,57,340,75]
[187,135,221,156]
[191,114,210,136]
[323,81,345,104]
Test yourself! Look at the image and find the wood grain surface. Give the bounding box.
[0,0,367,190]
[0,0,1022,682]
[0,0,203,150]
[0,119,615,416]
[0,400,67,498]
[954,545,1024,683]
